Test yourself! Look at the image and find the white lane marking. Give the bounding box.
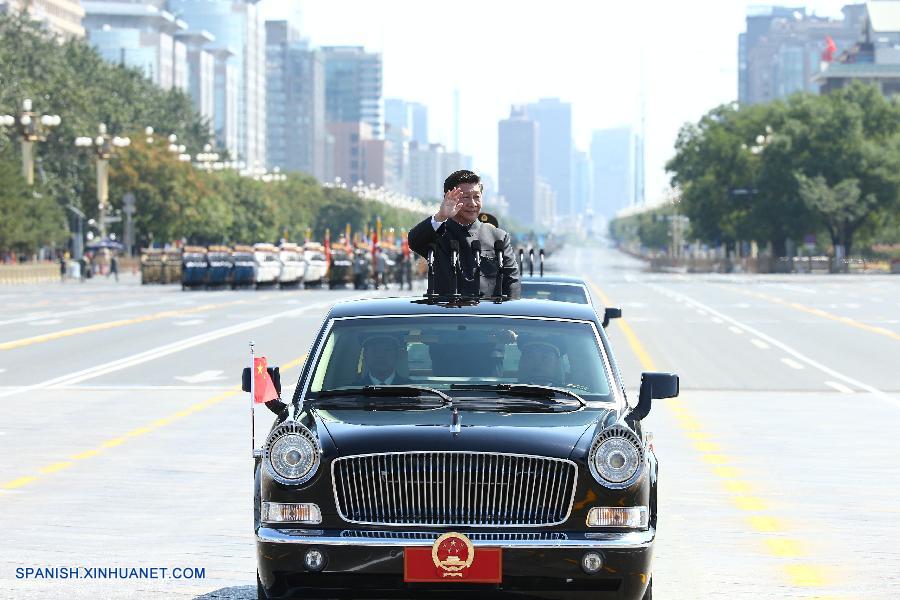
[173,319,205,326]
[750,339,769,349]
[0,298,343,399]
[175,370,226,384]
[728,326,744,335]
[712,317,723,324]
[696,310,708,317]
[825,381,854,394]
[28,319,61,326]
[781,357,804,370]
[648,283,900,409]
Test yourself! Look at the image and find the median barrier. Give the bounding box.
[0,263,60,284]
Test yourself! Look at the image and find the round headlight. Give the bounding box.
[265,424,320,484]
[589,426,643,487]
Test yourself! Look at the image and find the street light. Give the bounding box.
[75,123,131,240]
[195,143,221,171]
[0,98,61,185]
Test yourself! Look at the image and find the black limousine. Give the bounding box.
[249,297,678,599]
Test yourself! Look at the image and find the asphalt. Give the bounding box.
[0,247,897,599]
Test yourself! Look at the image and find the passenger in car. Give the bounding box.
[517,341,565,387]
[354,335,410,386]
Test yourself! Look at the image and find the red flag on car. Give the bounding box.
[253,356,279,404]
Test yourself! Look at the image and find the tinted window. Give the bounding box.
[521,283,590,304]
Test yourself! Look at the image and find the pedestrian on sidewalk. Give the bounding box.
[109,254,119,282]
[59,253,66,283]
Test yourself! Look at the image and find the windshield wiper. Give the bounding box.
[449,383,586,406]
[315,385,452,406]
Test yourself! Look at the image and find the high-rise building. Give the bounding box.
[385,98,428,148]
[211,46,238,159]
[535,177,557,229]
[498,106,538,226]
[572,149,593,216]
[525,98,572,217]
[591,126,637,219]
[169,0,266,167]
[322,46,383,138]
[408,141,444,201]
[83,2,187,91]
[266,20,326,179]
[1,0,86,38]
[327,121,385,187]
[175,29,216,128]
[739,4,866,105]
[441,151,472,180]
[383,122,410,195]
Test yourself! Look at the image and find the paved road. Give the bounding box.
[0,249,897,599]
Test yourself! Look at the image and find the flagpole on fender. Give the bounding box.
[250,340,256,455]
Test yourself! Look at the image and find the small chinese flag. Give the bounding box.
[253,356,279,404]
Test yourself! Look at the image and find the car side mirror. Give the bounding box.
[602,307,622,328]
[241,366,285,414]
[630,372,679,421]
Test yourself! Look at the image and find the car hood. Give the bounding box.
[310,405,616,460]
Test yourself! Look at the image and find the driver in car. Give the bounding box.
[517,341,565,387]
[354,335,409,386]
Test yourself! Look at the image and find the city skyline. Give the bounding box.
[262,0,853,206]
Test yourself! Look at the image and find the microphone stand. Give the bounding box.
[529,248,535,277]
[493,240,504,300]
[426,243,436,299]
[539,248,544,277]
[471,240,482,297]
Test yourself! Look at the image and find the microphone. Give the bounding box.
[539,248,545,277]
[450,240,460,298]
[529,248,535,277]
[518,247,524,273]
[493,240,504,299]
[471,240,482,297]
[426,243,436,298]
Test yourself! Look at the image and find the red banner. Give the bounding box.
[253,356,278,404]
[404,533,501,583]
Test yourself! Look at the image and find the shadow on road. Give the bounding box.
[193,586,255,599]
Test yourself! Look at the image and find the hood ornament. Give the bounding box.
[449,407,461,435]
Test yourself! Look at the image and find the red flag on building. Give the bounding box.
[822,35,837,62]
[253,356,279,404]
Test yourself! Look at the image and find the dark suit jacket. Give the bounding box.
[353,372,410,386]
[408,217,520,298]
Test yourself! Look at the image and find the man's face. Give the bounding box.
[454,182,483,224]
[364,340,399,380]
[519,343,562,381]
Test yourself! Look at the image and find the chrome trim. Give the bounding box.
[257,527,655,549]
[299,313,625,414]
[587,425,645,490]
[330,451,578,528]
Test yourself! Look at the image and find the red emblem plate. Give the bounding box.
[404,532,502,583]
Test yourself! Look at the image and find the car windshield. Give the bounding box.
[308,315,613,402]
[521,283,590,304]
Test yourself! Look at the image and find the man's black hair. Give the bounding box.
[443,170,483,194]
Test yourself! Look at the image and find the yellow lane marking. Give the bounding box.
[727,288,900,342]
[0,353,307,493]
[0,297,264,351]
[587,278,834,591]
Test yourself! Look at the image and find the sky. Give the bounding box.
[260,0,854,205]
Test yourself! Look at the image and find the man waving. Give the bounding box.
[408,170,520,299]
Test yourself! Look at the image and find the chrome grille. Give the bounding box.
[340,530,568,541]
[331,452,577,527]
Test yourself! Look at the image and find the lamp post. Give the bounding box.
[0,98,61,185]
[74,124,131,240]
[195,144,220,171]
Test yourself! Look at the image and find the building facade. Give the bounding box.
[168,0,266,167]
[408,141,444,201]
[525,98,572,217]
[322,46,383,138]
[175,29,216,132]
[83,1,186,91]
[498,106,538,226]
[739,4,866,105]
[1,0,86,38]
[327,121,386,187]
[591,126,636,220]
[266,20,326,179]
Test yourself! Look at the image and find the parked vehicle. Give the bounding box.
[140,249,164,284]
[327,247,353,289]
[162,250,183,284]
[231,245,255,288]
[253,243,281,288]
[277,243,306,288]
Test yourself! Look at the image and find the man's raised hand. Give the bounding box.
[435,187,465,222]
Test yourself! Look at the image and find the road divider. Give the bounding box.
[587,278,837,591]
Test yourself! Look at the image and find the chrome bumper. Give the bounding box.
[256,527,655,549]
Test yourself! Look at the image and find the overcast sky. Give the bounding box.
[261,0,853,205]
